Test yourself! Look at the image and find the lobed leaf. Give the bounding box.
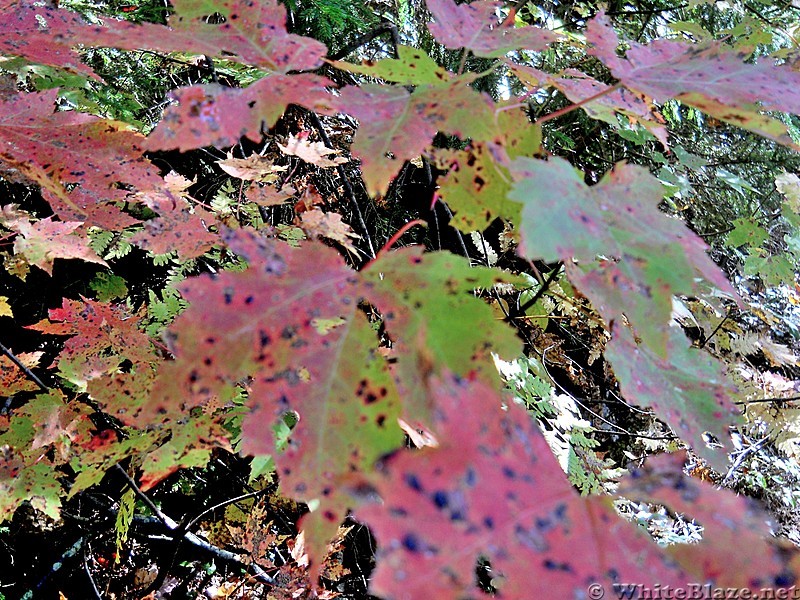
[358,374,689,599]
[145,75,336,152]
[618,451,798,588]
[2,0,326,74]
[0,90,159,228]
[587,11,800,151]
[510,157,736,355]
[334,80,498,196]
[146,228,521,567]
[426,0,559,58]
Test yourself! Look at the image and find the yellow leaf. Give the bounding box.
[0,296,11,317]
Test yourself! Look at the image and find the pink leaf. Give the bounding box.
[146,75,335,152]
[358,374,689,599]
[427,0,559,57]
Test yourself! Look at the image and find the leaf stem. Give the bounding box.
[456,48,469,76]
[376,219,427,258]
[536,82,622,125]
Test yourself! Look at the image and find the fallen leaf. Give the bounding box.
[298,208,360,254]
[278,132,348,168]
[217,152,287,182]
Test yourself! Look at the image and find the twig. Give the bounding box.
[734,395,800,405]
[83,542,104,600]
[0,340,47,392]
[182,488,271,535]
[604,3,690,17]
[306,110,376,259]
[592,429,678,441]
[21,537,85,600]
[326,22,400,62]
[421,157,443,250]
[722,436,768,485]
[515,264,562,316]
[696,309,730,350]
[113,465,276,586]
[438,202,470,258]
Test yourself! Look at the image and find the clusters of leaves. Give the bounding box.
[2,0,800,597]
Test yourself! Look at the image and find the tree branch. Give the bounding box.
[113,465,276,586]
[327,22,400,62]
[0,340,48,392]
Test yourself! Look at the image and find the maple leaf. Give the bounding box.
[618,451,799,588]
[19,391,93,457]
[586,11,800,150]
[433,108,541,232]
[137,412,232,491]
[2,0,326,74]
[145,228,520,568]
[331,45,453,85]
[145,75,335,152]
[278,132,348,168]
[161,0,327,72]
[28,298,156,390]
[0,450,63,522]
[0,90,158,228]
[146,229,402,569]
[0,350,42,395]
[0,206,107,274]
[131,190,219,260]
[0,296,11,317]
[24,298,227,492]
[0,0,100,77]
[433,143,521,231]
[298,208,360,254]
[426,0,559,57]
[217,153,286,182]
[359,247,523,424]
[357,373,690,599]
[606,326,741,471]
[510,157,736,355]
[246,183,296,207]
[334,80,498,195]
[0,390,97,520]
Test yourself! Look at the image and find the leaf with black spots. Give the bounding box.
[28,298,156,390]
[360,248,522,424]
[146,75,335,152]
[147,229,521,569]
[0,90,159,228]
[334,81,498,196]
[357,374,689,599]
[131,187,220,260]
[618,451,799,588]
